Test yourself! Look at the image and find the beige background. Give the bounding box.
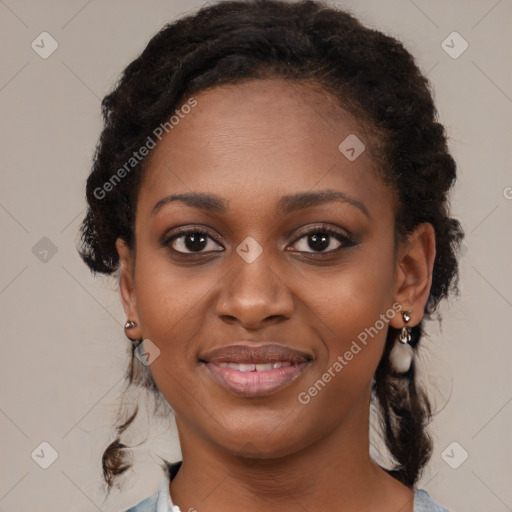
[0,0,511,511]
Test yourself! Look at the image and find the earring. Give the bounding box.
[124,320,139,342]
[389,309,414,373]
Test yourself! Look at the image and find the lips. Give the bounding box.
[199,343,312,397]
[215,361,293,371]
[199,343,311,365]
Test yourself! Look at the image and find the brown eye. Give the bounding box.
[166,229,224,254]
[289,226,355,254]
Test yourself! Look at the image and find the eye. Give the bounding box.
[164,228,224,254]
[289,225,355,254]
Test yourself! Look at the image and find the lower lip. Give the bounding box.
[203,362,310,397]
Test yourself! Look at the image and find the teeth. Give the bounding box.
[215,361,294,371]
[238,363,256,372]
[271,361,293,369]
[255,363,274,371]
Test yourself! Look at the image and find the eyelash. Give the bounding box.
[162,224,356,257]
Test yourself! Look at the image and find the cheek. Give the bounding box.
[131,248,210,377]
[308,247,396,339]
[132,257,207,412]
[300,244,397,384]
[133,243,205,332]
[295,282,396,432]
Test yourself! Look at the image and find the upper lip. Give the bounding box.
[199,343,312,364]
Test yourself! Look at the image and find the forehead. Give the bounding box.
[138,79,393,218]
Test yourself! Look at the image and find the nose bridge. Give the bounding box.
[216,245,293,326]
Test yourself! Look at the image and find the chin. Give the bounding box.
[210,417,313,461]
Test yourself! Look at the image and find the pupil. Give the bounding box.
[186,233,207,252]
[310,233,329,251]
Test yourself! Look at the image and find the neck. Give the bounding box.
[169,393,414,512]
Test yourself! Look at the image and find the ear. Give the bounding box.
[390,222,436,328]
[116,238,142,339]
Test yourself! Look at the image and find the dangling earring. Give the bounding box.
[389,309,414,373]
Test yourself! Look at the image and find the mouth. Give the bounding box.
[199,343,312,398]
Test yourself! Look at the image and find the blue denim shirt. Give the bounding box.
[123,461,452,512]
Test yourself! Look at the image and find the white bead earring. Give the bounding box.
[389,309,414,373]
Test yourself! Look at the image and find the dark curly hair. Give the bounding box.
[78,0,464,495]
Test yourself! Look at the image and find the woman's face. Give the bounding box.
[117,79,423,460]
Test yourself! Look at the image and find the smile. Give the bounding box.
[203,361,310,397]
[214,361,293,371]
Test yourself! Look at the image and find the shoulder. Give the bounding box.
[414,489,452,512]
[120,474,169,512]
[120,462,182,512]
[122,492,159,512]
[122,471,452,512]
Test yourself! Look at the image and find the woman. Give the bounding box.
[78,0,463,510]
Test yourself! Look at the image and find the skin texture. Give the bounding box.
[116,79,436,512]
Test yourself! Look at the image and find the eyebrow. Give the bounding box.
[151,189,369,217]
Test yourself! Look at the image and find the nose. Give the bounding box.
[216,255,294,329]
